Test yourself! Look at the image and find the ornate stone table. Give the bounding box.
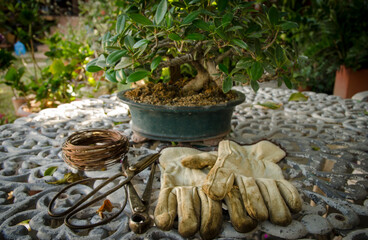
[0,86,367,239]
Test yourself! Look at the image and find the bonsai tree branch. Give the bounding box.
[182,60,211,92]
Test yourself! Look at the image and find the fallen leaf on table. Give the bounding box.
[46,172,83,184]
[44,166,58,176]
[288,92,309,102]
[256,101,282,109]
[96,199,114,219]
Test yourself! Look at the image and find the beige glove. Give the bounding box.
[183,140,302,226]
[154,147,223,240]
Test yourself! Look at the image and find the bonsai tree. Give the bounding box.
[86,0,299,100]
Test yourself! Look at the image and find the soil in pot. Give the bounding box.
[124,79,237,106]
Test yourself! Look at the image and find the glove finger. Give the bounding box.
[235,175,268,221]
[202,167,234,201]
[175,186,201,238]
[181,152,217,169]
[276,179,302,213]
[256,178,292,226]
[224,187,257,233]
[154,187,177,231]
[197,187,223,240]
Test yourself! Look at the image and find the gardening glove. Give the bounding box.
[154,147,223,240]
[183,140,302,226]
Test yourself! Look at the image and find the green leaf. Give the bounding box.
[86,59,102,72]
[114,57,133,70]
[280,21,298,30]
[185,33,205,40]
[116,69,127,83]
[116,14,126,34]
[155,0,167,25]
[168,33,181,41]
[283,76,292,89]
[193,19,210,31]
[106,50,127,66]
[129,13,153,25]
[222,13,233,26]
[226,26,243,32]
[218,63,228,74]
[250,61,263,81]
[288,92,309,102]
[127,70,151,82]
[268,6,279,25]
[151,56,162,71]
[105,69,117,83]
[124,35,135,50]
[171,2,186,8]
[47,172,83,184]
[257,102,282,109]
[96,54,107,68]
[217,0,228,11]
[233,74,247,83]
[182,11,200,25]
[4,67,17,81]
[50,59,65,75]
[44,166,58,176]
[215,28,227,40]
[222,76,232,93]
[275,45,285,66]
[232,39,249,50]
[250,79,259,92]
[133,39,150,49]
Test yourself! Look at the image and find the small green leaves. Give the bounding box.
[129,13,153,26]
[150,56,162,71]
[106,50,127,66]
[257,102,282,109]
[86,59,102,72]
[280,21,299,30]
[250,61,263,81]
[288,92,309,102]
[116,14,126,34]
[193,19,210,31]
[155,0,167,25]
[50,59,65,75]
[250,79,259,92]
[124,35,135,50]
[222,76,232,93]
[105,69,117,82]
[168,33,181,41]
[268,6,279,25]
[275,45,286,66]
[133,39,150,49]
[232,39,249,50]
[182,11,200,25]
[127,70,151,82]
[217,0,228,11]
[114,57,132,70]
[185,33,205,40]
[44,166,58,176]
[218,63,229,74]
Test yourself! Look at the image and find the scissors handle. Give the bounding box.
[127,153,160,175]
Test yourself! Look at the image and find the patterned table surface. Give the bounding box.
[0,86,367,239]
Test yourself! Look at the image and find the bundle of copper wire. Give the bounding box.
[62,129,129,171]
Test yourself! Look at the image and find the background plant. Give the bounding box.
[280,0,368,94]
[87,0,299,93]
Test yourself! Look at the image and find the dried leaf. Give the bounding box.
[7,191,14,200]
[96,199,114,219]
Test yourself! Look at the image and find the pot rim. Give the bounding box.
[117,89,245,112]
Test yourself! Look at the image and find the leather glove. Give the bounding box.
[154,147,223,240]
[183,140,302,227]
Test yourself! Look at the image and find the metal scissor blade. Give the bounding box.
[141,161,156,205]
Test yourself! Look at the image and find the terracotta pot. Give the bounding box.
[333,65,368,99]
[11,97,27,116]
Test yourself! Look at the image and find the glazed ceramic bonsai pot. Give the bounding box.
[117,89,245,142]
